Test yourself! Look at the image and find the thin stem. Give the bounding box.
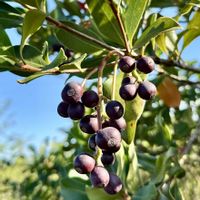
[111,57,119,100]
[46,16,124,55]
[96,50,120,129]
[108,0,131,54]
[132,69,143,82]
[81,67,98,87]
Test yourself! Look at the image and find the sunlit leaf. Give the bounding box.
[134,17,181,49]
[123,0,148,45]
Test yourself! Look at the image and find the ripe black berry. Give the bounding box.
[109,117,127,132]
[137,81,157,100]
[61,81,83,103]
[101,151,115,166]
[96,127,121,152]
[119,83,138,101]
[79,115,98,134]
[102,120,110,128]
[106,101,124,119]
[67,102,85,120]
[121,76,136,85]
[90,166,110,187]
[104,173,122,195]
[137,56,155,74]
[74,153,95,174]
[57,101,69,118]
[119,56,136,73]
[81,90,99,108]
[88,134,97,151]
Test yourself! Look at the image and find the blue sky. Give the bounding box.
[0,6,200,149]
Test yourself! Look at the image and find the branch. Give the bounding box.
[153,56,200,74]
[156,68,200,87]
[108,0,131,53]
[45,16,124,56]
[182,120,200,155]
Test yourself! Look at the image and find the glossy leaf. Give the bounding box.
[157,77,181,108]
[59,54,87,72]
[17,0,44,8]
[56,21,103,53]
[134,17,181,49]
[183,10,200,49]
[86,0,124,45]
[21,9,46,54]
[124,0,148,45]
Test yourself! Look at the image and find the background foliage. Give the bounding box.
[0,0,200,199]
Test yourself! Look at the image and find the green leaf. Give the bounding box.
[183,10,200,49]
[56,21,103,53]
[86,187,121,200]
[151,147,176,184]
[61,177,88,200]
[21,9,46,56]
[126,142,140,193]
[45,48,67,70]
[133,183,158,200]
[86,0,124,45]
[59,54,87,72]
[17,0,44,8]
[17,72,46,84]
[124,0,148,45]
[169,181,185,200]
[0,27,12,47]
[0,2,23,28]
[123,96,145,144]
[134,17,181,49]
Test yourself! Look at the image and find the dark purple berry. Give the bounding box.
[96,127,121,152]
[109,117,126,132]
[102,120,110,128]
[119,83,138,101]
[81,90,99,108]
[104,173,122,195]
[90,166,109,187]
[137,81,157,100]
[74,153,95,174]
[88,134,97,151]
[101,151,115,166]
[137,56,155,74]
[106,101,124,119]
[65,49,74,58]
[57,101,69,118]
[67,102,85,120]
[79,115,98,134]
[122,76,136,85]
[119,56,136,73]
[61,81,83,103]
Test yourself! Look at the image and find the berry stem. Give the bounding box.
[111,57,119,100]
[81,67,98,87]
[97,51,122,129]
[132,69,143,83]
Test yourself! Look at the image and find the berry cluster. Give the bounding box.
[57,82,123,194]
[119,56,157,101]
[57,54,157,195]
